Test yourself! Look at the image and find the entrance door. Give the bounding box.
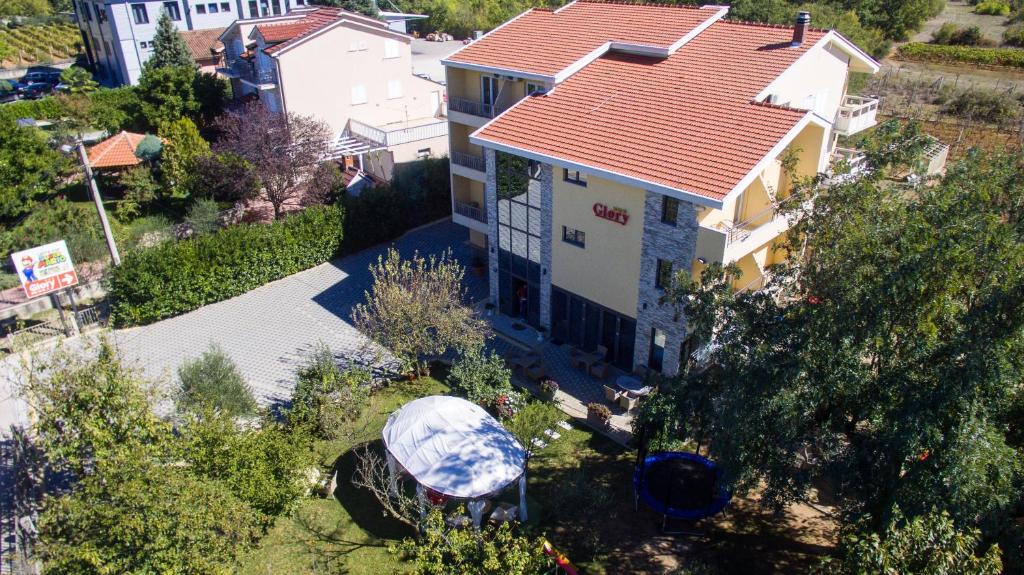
[481,76,497,114]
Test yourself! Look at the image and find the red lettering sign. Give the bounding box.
[22,270,78,298]
[593,203,629,226]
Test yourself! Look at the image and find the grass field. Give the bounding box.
[234,366,837,574]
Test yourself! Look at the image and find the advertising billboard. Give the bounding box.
[11,240,79,299]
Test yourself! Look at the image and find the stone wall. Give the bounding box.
[633,192,698,376]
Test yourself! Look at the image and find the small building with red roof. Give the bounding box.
[86,131,151,170]
[442,1,880,377]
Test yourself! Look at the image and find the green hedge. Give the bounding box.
[896,43,1024,68]
[108,205,344,327]
[0,87,143,133]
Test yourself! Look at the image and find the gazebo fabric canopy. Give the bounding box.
[382,396,526,499]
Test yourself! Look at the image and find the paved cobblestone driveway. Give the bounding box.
[113,219,486,411]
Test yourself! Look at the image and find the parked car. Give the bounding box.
[21,82,54,99]
[20,71,61,84]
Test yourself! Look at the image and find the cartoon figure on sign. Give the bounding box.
[20,255,37,281]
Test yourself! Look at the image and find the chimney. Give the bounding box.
[792,11,810,47]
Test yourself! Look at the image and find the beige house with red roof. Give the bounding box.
[443,1,880,376]
[218,7,447,179]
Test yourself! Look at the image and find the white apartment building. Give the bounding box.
[73,0,310,85]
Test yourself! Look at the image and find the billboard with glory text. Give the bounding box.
[11,240,79,299]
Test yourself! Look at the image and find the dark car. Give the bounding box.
[21,82,54,99]
[21,71,61,84]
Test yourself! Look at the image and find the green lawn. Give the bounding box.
[237,371,833,574]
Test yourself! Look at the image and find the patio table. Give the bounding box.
[616,375,651,397]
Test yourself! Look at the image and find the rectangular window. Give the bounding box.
[195,3,205,12]
[562,226,585,248]
[81,0,91,20]
[163,1,181,20]
[348,39,367,51]
[131,3,148,23]
[350,84,367,105]
[384,38,400,59]
[207,3,218,12]
[270,0,280,14]
[220,1,229,10]
[416,148,431,158]
[248,0,257,14]
[563,168,587,187]
[661,196,679,225]
[481,75,497,106]
[525,82,544,95]
[386,79,402,100]
[527,159,541,180]
[655,258,673,289]
[649,328,665,373]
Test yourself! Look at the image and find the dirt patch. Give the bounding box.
[911,0,1013,44]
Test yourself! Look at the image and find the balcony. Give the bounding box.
[219,59,277,90]
[349,118,448,148]
[834,95,879,136]
[448,96,494,119]
[454,199,487,223]
[451,150,486,181]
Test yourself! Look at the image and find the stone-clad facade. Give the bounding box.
[633,191,698,376]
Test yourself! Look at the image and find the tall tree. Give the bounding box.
[648,122,1024,554]
[352,248,487,376]
[144,11,195,71]
[136,65,199,129]
[159,116,210,193]
[213,102,338,219]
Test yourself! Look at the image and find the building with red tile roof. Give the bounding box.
[87,131,149,169]
[444,1,880,377]
[218,6,448,180]
[179,28,226,74]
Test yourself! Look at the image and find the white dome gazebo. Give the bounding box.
[382,395,527,526]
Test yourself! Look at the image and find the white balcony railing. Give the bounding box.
[454,200,487,223]
[834,95,879,136]
[349,119,448,148]
[451,150,485,172]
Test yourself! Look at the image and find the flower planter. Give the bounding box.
[586,403,612,428]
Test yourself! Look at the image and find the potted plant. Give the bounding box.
[539,378,558,400]
[471,257,486,277]
[587,402,612,427]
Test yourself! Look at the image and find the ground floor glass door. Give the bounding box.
[550,287,635,370]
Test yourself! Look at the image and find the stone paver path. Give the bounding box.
[111,218,486,411]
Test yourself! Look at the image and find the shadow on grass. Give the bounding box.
[332,440,417,542]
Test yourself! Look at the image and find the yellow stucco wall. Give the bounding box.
[277,24,442,136]
[550,169,645,317]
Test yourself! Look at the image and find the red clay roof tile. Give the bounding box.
[445,0,725,78]
[474,20,829,202]
[254,7,390,55]
[87,131,148,169]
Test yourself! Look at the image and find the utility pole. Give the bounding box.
[75,141,121,266]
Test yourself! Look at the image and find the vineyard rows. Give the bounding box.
[0,23,83,69]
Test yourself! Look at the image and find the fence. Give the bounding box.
[1,301,109,355]
[349,119,449,148]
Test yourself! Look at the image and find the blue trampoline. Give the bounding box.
[633,451,731,527]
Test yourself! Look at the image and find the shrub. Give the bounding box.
[932,22,958,44]
[897,42,1024,68]
[338,156,451,253]
[975,0,1011,15]
[287,342,371,439]
[184,197,221,236]
[176,343,257,417]
[587,402,612,423]
[944,88,1020,122]
[448,347,515,409]
[108,205,344,326]
[1004,25,1024,46]
[179,415,310,519]
[38,458,261,573]
[117,165,160,221]
[0,197,114,265]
